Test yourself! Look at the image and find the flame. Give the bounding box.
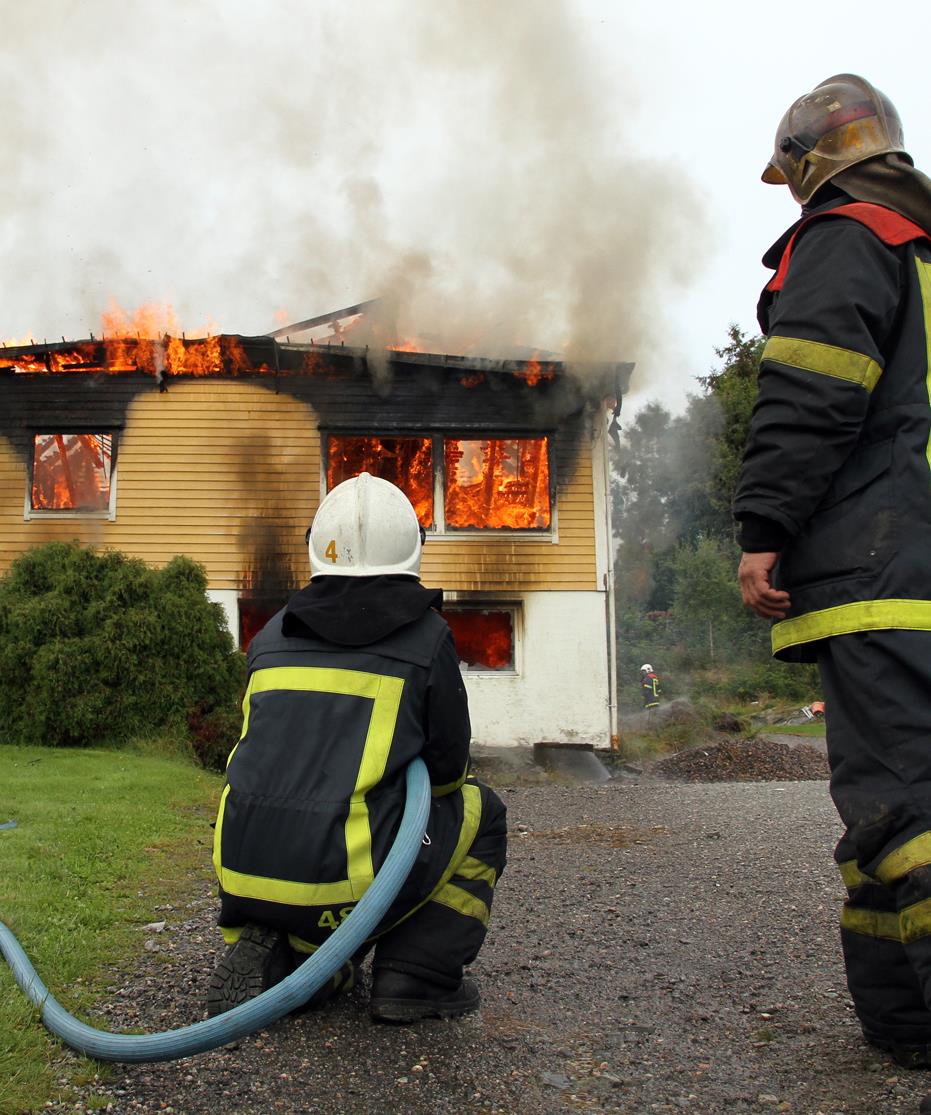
[514,358,554,387]
[445,437,550,529]
[387,338,423,352]
[327,436,434,527]
[445,609,514,670]
[31,433,112,511]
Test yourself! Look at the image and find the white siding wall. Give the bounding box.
[461,590,610,748]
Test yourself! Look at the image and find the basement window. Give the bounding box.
[27,433,116,519]
[239,597,288,652]
[325,433,552,534]
[444,606,517,672]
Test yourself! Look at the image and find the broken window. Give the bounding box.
[326,435,434,527]
[29,433,115,515]
[444,438,550,530]
[444,607,517,671]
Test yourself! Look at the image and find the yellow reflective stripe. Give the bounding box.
[431,760,470,798]
[840,905,902,941]
[217,867,357,907]
[456,854,499,889]
[216,665,405,905]
[346,673,404,897]
[287,934,319,955]
[773,599,931,653]
[902,897,931,943]
[212,783,230,883]
[432,881,490,927]
[221,925,243,945]
[876,832,931,885]
[763,335,882,392]
[838,859,878,889]
[917,259,931,474]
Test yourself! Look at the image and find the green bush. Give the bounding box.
[0,542,245,752]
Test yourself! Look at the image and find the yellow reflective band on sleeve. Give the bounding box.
[456,854,499,889]
[838,859,879,890]
[432,881,490,927]
[901,897,931,943]
[763,335,882,392]
[840,905,902,941]
[916,259,931,474]
[431,760,470,798]
[212,783,230,884]
[875,832,931,885]
[216,665,405,906]
[772,599,931,654]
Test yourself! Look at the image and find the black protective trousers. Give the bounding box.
[818,629,931,1052]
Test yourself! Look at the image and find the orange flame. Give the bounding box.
[31,433,112,511]
[445,609,514,669]
[327,436,434,527]
[445,437,550,529]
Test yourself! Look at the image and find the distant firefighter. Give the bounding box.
[640,663,662,710]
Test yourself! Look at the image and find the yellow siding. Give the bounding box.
[0,382,598,592]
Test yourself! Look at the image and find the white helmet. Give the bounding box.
[309,472,422,579]
[640,663,653,673]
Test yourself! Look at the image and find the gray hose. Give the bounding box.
[0,757,430,1063]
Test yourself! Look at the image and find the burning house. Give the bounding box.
[0,314,631,749]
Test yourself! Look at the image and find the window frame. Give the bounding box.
[322,431,557,541]
[443,601,522,676]
[24,430,119,522]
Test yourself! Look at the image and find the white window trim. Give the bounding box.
[444,601,522,676]
[24,432,118,522]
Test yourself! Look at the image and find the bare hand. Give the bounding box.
[738,551,791,620]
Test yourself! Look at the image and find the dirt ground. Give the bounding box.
[33,740,931,1115]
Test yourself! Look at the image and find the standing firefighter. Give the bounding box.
[734,74,931,1084]
[210,473,507,1022]
[640,663,661,711]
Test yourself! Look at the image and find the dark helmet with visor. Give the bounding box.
[763,74,908,204]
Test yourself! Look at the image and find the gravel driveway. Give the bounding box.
[36,762,931,1115]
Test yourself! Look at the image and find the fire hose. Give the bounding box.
[0,757,430,1063]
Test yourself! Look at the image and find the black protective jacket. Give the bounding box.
[213,576,474,942]
[734,196,931,661]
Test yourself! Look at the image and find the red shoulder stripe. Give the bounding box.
[767,202,930,293]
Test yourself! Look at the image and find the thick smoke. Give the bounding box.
[0,0,708,386]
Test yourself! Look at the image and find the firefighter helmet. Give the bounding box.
[762,74,907,204]
[640,663,653,674]
[309,472,422,578]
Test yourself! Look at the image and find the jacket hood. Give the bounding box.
[281,574,443,646]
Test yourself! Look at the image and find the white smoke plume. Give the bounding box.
[0,0,709,387]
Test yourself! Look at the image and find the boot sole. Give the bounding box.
[370,989,480,1024]
[206,925,289,1017]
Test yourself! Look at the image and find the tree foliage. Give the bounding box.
[613,325,817,709]
[0,542,245,749]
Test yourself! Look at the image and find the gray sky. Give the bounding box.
[2,0,927,412]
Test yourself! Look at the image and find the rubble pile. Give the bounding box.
[651,736,829,783]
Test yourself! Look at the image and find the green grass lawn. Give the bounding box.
[763,722,827,737]
[0,746,221,1115]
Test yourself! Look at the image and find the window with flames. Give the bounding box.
[326,434,551,532]
[28,433,116,517]
[444,607,517,672]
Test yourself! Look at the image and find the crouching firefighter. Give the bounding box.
[209,473,507,1022]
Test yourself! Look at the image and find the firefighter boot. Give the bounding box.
[206,922,295,1017]
[919,1095,931,1114]
[369,968,480,1023]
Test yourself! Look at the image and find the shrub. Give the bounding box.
[0,542,245,753]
